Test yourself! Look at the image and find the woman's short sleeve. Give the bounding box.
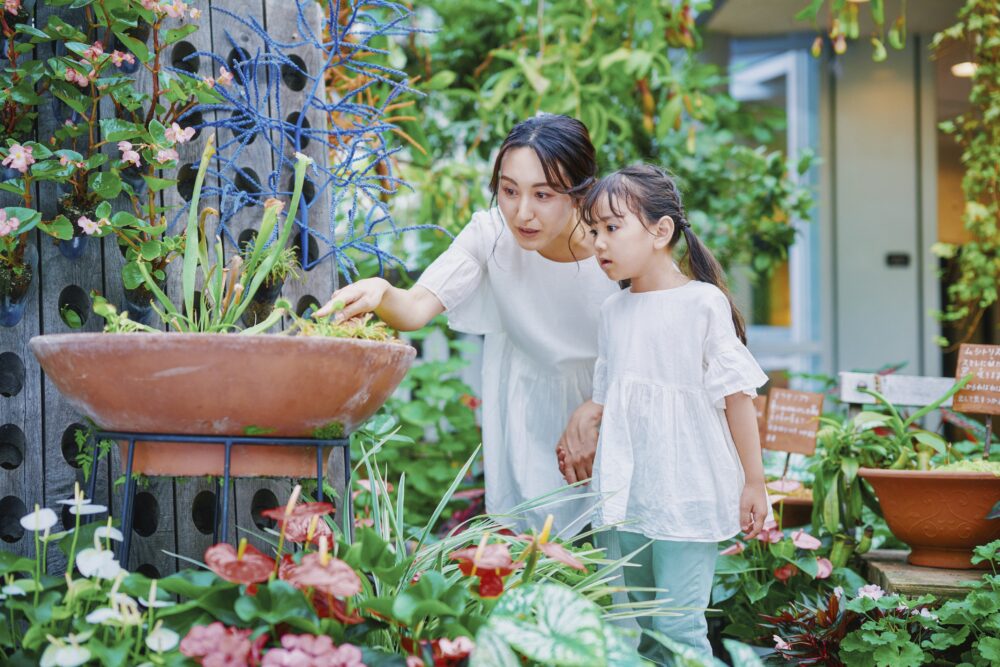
[703,291,769,408]
[415,210,502,335]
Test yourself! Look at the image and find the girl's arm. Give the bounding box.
[725,392,767,540]
[314,278,445,331]
[557,400,603,484]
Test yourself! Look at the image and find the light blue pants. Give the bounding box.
[616,530,719,665]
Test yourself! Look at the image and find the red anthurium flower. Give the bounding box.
[435,636,475,666]
[282,552,362,597]
[312,590,365,625]
[539,542,586,571]
[282,514,335,545]
[773,563,799,583]
[205,539,275,585]
[261,501,334,522]
[449,541,522,598]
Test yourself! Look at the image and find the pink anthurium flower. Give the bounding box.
[791,529,822,551]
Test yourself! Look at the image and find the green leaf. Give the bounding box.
[113,29,151,63]
[163,24,198,47]
[121,261,144,290]
[143,175,176,192]
[425,69,456,90]
[978,636,1000,662]
[140,240,162,261]
[470,626,521,667]
[88,170,122,199]
[481,69,518,112]
[38,214,73,240]
[823,471,841,534]
[99,118,143,142]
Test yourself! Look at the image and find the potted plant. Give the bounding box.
[29,142,416,478]
[846,378,1000,568]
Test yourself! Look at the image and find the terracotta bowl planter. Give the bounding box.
[775,495,813,528]
[859,468,1000,569]
[30,333,415,477]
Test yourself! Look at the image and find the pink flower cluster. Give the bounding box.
[0,210,21,237]
[77,215,110,236]
[141,0,201,19]
[260,634,366,667]
[2,143,34,174]
[4,0,20,16]
[179,622,265,667]
[118,141,141,168]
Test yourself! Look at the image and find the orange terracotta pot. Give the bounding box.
[30,333,415,477]
[858,467,1000,569]
[775,496,813,528]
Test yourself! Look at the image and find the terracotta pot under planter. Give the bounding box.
[30,333,415,477]
[859,468,1000,569]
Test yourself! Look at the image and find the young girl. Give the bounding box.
[581,164,769,661]
[315,114,619,534]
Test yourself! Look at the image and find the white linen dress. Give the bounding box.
[416,209,619,534]
[591,281,770,541]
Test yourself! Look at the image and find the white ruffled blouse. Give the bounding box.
[591,282,769,542]
[416,209,619,535]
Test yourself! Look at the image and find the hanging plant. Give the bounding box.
[796,0,908,62]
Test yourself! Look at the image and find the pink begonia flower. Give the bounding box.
[5,0,21,15]
[162,0,186,19]
[165,122,195,144]
[791,529,822,551]
[155,148,179,164]
[720,541,745,556]
[78,216,100,236]
[64,67,90,88]
[140,0,160,10]
[82,41,103,61]
[0,210,21,237]
[755,519,784,544]
[117,141,142,168]
[2,144,34,174]
[857,584,884,600]
[815,557,833,579]
[406,657,425,667]
[110,50,136,67]
[98,217,111,229]
[217,66,234,86]
[767,479,802,493]
[773,635,790,651]
[59,155,72,167]
[202,76,215,87]
[189,6,201,18]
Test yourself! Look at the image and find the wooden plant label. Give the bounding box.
[953,344,1000,416]
[753,395,768,443]
[762,388,825,455]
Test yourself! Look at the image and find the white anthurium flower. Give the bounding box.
[39,644,91,667]
[110,592,136,607]
[145,623,179,652]
[56,498,91,506]
[2,584,26,597]
[138,596,174,609]
[76,548,123,580]
[20,507,58,532]
[85,607,123,625]
[69,503,107,516]
[94,526,124,542]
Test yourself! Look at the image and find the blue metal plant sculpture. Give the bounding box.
[174,0,428,283]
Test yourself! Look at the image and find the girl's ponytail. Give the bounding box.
[581,164,748,345]
[679,224,747,344]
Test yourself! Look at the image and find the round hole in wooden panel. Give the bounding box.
[191,489,216,535]
[176,163,198,202]
[137,563,161,579]
[281,54,308,91]
[0,424,24,470]
[237,228,258,254]
[234,168,261,204]
[132,492,159,537]
[250,488,279,531]
[171,40,200,75]
[0,495,26,543]
[0,352,25,398]
[226,47,250,85]
[283,112,311,149]
[58,285,90,329]
[61,423,88,469]
[296,295,318,319]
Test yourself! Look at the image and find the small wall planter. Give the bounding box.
[30,332,415,477]
[859,468,1000,569]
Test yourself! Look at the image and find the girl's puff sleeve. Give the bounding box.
[703,290,769,408]
[415,210,502,335]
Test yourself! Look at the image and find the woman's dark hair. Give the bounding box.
[488,114,597,205]
[581,164,748,344]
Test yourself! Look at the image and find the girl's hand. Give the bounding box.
[556,401,603,484]
[740,480,767,540]
[314,277,390,320]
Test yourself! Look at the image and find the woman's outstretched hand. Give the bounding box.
[556,400,603,484]
[313,277,390,320]
[739,480,768,540]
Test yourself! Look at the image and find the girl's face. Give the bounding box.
[588,195,671,283]
[497,147,578,254]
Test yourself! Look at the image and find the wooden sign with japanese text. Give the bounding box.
[762,388,825,455]
[953,344,1000,416]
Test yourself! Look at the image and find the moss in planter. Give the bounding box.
[935,460,1000,476]
[0,261,32,300]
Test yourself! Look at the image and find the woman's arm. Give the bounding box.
[314,278,445,332]
[725,392,767,540]
[556,400,604,484]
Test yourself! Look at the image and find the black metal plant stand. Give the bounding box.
[86,430,352,565]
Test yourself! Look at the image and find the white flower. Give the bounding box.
[857,584,885,601]
[85,607,122,624]
[76,548,123,580]
[833,586,844,599]
[138,595,174,609]
[911,608,938,620]
[56,498,91,506]
[145,624,179,652]
[2,584,26,596]
[110,592,136,607]
[294,151,314,165]
[69,503,107,516]
[20,507,58,532]
[95,526,124,542]
[40,644,90,667]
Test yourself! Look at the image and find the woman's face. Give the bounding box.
[497,147,577,254]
